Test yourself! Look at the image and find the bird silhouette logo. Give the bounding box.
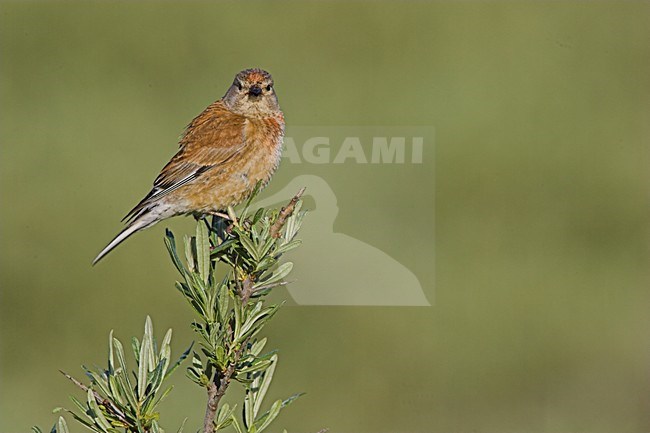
[256,175,430,306]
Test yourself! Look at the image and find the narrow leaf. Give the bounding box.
[131,337,141,364]
[108,330,114,374]
[253,354,277,418]
[244,388,254,430]
[254,399,282,433]
[176,418,188,433]
[164,229,188,276]
[254,262,293,289]
[57,417,70,433]
[137,337,150,400]
[239,233,259,261]
[230,415,244,433]
[165,341,193,379]
[86,389,111,432]
[196,221,210,284]
[215,403,236,430]
[249,338,267,356]
[275,239,302,255]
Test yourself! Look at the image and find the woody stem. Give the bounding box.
[202,277,254,433]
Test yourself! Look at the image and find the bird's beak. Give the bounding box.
[248,85,262,97]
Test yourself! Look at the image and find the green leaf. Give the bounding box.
[138,317,155,400]
[106,374,125,407]
[112,338,134,393]
[254,256,277,273]
[210,239,237,257]
[218,282,229,322]
[238,304,282,342]
[230,415,244,433]
[196,222,211,284]
[60,406,99,433]
[176,282,207,317]
[187,352,207,386]
[108,331,115,374]
[86,389,111,432]
[151,385,174,409]
[253,399,282,433]
[215,345,226,366]
[215,403,235,430]
[253,354,277,418]
[113,366,138,413]
[165,229,188,276]
[257,237,275,261]
[236,358,273,375]
[239,233,259,261]
[144,361,166,402]
[165,341,193,379]
[85,370,111,399]
[184,234,196,273]
[158,328,173,376]
[160,329,172,356]
[252,208,265,225]
[237,302,266,340]
[191,353,203,371]
[259,219,270,242]
[280,392,304,409]
[254,263,293,289]
[250,393,303,433]
[275,239,302,255]
[186,367,202,385]
[176,418,188,433]
[131,337,141,365]
[56,417,70,433]
[283,205,305,242]
[233,300,244,341]
[68,395,87,416]
[144,317,156,371]
[240,180,264,219]
[249,338,267,356]
[244,388,254,430]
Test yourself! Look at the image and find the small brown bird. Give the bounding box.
[93,68,284,264]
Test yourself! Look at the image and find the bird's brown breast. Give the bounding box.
[174,113,285,214]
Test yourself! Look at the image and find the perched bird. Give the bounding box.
[93,68,284,264]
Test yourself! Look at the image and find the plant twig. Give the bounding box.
[270,187,306,238]
[202,275,255,433]
[202,189,305,433]
[252,280,289,293]
[210,212,232,220]
[59,370,129,425]
[203,344,242,433]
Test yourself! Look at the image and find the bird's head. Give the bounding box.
[223,68,280,117]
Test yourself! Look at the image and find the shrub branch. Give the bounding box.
[44,184,308,433]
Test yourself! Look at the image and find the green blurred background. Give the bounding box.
[1,1,649,432]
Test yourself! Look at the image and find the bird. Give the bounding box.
[93,68,284,265]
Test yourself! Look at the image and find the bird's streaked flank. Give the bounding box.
[93,68,284,264]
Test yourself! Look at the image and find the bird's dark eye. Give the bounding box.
[236,81,243,91]
[266,85,272,91]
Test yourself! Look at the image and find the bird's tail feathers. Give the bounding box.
[93,218,153,265]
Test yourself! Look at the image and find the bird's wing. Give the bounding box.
[123,101,247,222]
